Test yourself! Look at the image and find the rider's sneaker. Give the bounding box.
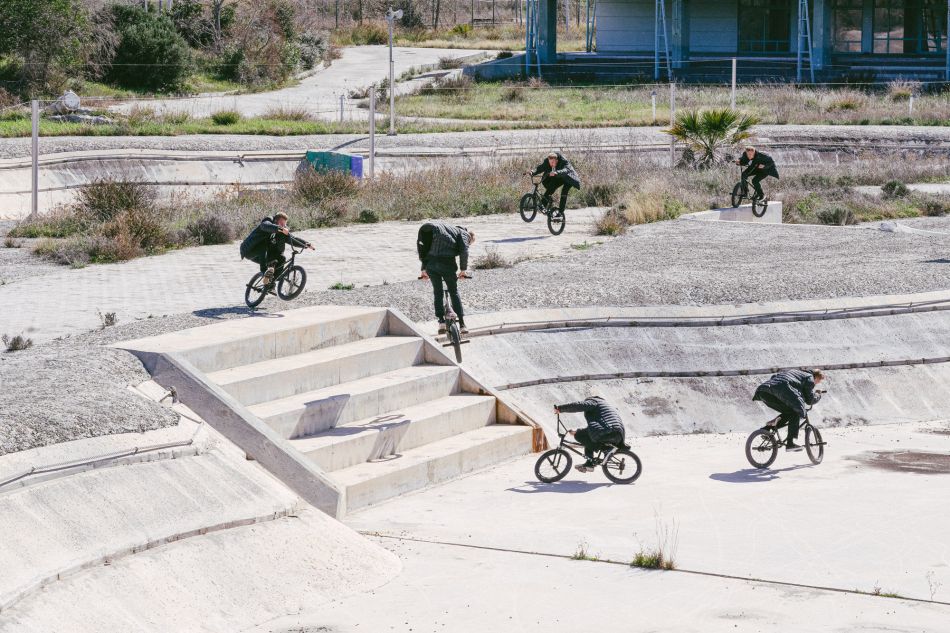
[459,322,469,335]
[262,267,275,285]
[575,461,595,473]
[437,322,447,335]
[786,442,803,452]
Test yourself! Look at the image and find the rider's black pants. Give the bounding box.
[542,174,574,212]
[745,172,769,199]
[426,257,464,324]
[575,428,624,463]
[756,391,801,443]
[252,249,286,275]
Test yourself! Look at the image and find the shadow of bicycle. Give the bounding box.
[708,464,815,483]
[506,480,614,494]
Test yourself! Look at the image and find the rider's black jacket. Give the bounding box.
[753,369,818,418]
[557,396,625,443]
[240,217,309,260]
[739,151,779,179]
[531,152,582,189]
[417,221,471,271]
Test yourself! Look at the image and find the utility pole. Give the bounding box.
[30,100,39,220]
[386,6,404,135]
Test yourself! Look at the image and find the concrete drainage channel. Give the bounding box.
[114,305,544,518]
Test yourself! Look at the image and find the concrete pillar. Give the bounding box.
[861,0,873,54]
[671,0,689,69]
[812,0,831,70]
[538,0,559,68]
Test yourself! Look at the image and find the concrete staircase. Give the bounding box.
[119,306,537,515]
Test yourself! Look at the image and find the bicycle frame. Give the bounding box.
[528,175,553,215]
[265,242,304,285]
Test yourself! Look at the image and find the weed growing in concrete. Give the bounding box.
[97,310,118,328]
[926,571,943,601]
[570,241,602,251]
[570,542,600,562]
[2,333,33,352]
[870,584,904,599]
[329,282,354,290]
[473,246,512,270]
[631,514,679,570]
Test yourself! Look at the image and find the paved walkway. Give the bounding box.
[110,46,489,120]
[0,209,601,343]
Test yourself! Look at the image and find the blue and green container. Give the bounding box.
[304,151,363,178]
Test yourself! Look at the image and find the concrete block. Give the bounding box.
[682,201,783,223]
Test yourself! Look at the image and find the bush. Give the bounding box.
[299,30,329,70]
[580,183,620,207]
[76,180,155,224]
[186,213,234,245]
[211,109,241,125]
[108,6,191,92]
[882,180,910,199]
[501,84,524,102]
[888,79,920,102]
[293,169,359,205]
[594,209,629,236]
[349,23,387,45]
[917,195,950,217]
[816,204,856,226]
[357,209,379,224]
[450,23,473,38]
[2,334,33,352]
[3,236,21,248]
[473,246,512,269]
[496,50,513,60]
[437,56,463,70]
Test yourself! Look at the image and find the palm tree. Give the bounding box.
[665,108,760,169]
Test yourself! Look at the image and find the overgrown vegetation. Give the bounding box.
[473,245,512,269]
[2,333,33,352]
[332,22,587,52]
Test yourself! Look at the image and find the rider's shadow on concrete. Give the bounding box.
[487,236,547,244]
[923,258,950,264]
[709,464,814,483]
[193,306,285,320]
[506,481,614,494]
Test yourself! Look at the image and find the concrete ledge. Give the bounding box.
[682,201,783,223]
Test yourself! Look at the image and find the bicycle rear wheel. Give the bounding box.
[547,209,566,235]
[805,425,824,465]
[519,193,538,222]
[447,321,463,363]
[745,429,779,469]
[535,448,572,483]
[731,183,746,208]
[277,265,307,300]
[752,197,769,218]
[602,449,642,484]
[245,272,269,308]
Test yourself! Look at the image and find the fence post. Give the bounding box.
[731,58,737,109]
[369,89,376,180]
[669,83,676,168]
[340,94,344,122]
[909,93,914,116]
[651,89,657,124]
[30,99,39,220]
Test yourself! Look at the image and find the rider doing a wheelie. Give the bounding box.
[554,393,626,473]
[752,369,825,452]
[526,151,581,214]
[735,146,779,202]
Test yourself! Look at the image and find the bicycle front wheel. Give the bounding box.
[731,182,745,208]
[535,448,572,483]
[602,449,642,484]
[245,272,269,308]
[520,193,538,222]
[752,198,769,218]
[745,429,779,469]
[447,321,463,363]
[547,209,566,235]
[805,425,824,465]
[277,265,307,300]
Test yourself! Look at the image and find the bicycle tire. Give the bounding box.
[447,322,463,363]
[534,448,572,483]
[731,182,746,208]
[277,266,307,301]
[805,425,824,465]
[245,272,269,308]
[547,209,566,235]
[745,429,779,469]
[752,198,768,218]
[601,449,642,484]
[519,193,538,223]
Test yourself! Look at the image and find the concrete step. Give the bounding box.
[169,306,390,373]
[336,424,534,513]
[249,365,461,439]
[207,336,424,407]
[290,394,497,472]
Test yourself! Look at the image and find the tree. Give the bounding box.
[0,0,88,94]
[664,108,760,169]
[107,4,191,92]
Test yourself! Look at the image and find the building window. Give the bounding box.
[833,0,864,53]
[920,0,947,52]
[874,0,906,53]
[738,0,792,53]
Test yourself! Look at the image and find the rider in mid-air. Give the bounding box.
[417,220,475,335]
[240,212,313,284]
[753,369,825,451]
[526,151,582,214]
[555,393,626,473]
[735,146,779,202]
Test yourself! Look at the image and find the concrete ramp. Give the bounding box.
[682,201,782,223]
[115,306,540,517]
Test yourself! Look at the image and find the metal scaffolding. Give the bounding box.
[654,0,672,80]
[796,0,815,83]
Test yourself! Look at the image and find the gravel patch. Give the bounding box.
[891,215,950,232]
[0,238,62,285]
[0,342,178,456]
[3,124,950,160]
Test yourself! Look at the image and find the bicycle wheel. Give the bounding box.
[245,272,269,308]
[752,198,769,218]
[535,448,572,483]
[277,265,307,300]
[745,429,779,469]
[519,193,538,222]
[447,321,463,363]
[731,182,746,208]
[602,449,642,484]
[805,425,824,465]
[547,209,566,235]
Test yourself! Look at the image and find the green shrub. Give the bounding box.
[108,6,191,92]
[630,549,675,570]
[816,204,856,226]
[349,23,387,45]
[451,23,473,38]
[211,110,241,125]
[8,210,86,238]
[186,213,234,245]
[299,30,329,70]
[594,209,628,236]
[329,281,354,290]
[580,183,621,207]
[76,180,155,224]
[293,169,359,205]
[881,180,910,199]
[357,209,379,224]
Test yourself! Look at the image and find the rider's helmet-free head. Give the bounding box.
[810,368,825,383]
[275,211,289,226]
